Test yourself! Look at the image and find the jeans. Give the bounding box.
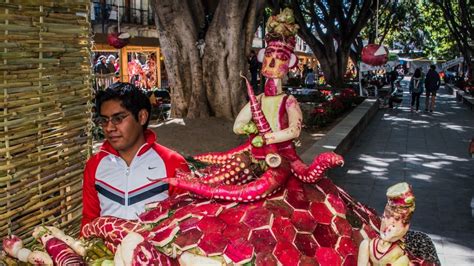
[411,92,421,110]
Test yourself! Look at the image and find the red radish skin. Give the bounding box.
[81,216,150,246]
[291,152,344,183]
[42,236,84,266]
[193,143,251,164]
[3,235,53,265]
[2,235,23,259]
[164,162,291,202]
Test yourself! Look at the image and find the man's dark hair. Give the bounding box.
[95,82,151,130]
[430,65,436,70]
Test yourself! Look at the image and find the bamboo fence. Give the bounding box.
[0,0,92,245]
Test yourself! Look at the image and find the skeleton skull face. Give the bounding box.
[258,41,297,79]
[261,47,291,78]
[380,211,410,242]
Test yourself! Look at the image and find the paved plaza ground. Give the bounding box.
[331,80,474,265]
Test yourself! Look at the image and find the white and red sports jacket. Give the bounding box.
[81,130,188,229]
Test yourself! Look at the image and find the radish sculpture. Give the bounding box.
[2,235,53,265]
[33,226,85,265]
[2,8,438,266]
[80,8,438,266]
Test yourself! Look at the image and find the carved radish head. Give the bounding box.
[259,38,297,79]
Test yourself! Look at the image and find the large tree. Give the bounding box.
[432,0,474,78]
[150,0,266,119]
[290,0,379,88]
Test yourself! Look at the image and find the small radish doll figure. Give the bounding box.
[358,182,416,266]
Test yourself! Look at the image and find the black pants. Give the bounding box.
[411,92,421,110]
[250,70,259,94]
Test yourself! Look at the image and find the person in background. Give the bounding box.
[388,80,403,109]
[424,65,440,112]
[409,68,424,112]
[81,83,189,229]
[304,68,316,89]
[388,67,398,93]
[248,50,260,94]
[94,55,110,74]
[106,55,116,74]
[302,64,309,78]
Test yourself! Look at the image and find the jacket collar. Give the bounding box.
[99,129,156,157]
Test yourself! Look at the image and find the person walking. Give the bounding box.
[424,65,440,112]
[409,68,424,112]
[388,67,398,93]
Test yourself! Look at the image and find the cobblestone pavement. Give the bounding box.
[331,80,474,265]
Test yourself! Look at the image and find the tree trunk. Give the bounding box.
[318,49,350,88]
[291,0,377,89]
[151,0,265,119]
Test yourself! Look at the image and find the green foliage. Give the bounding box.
[382,0,457,60]
[418,1,457,60]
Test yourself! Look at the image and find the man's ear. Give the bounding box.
[138,109,149,126]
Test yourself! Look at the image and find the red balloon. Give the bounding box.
[107,32,131,49]
[361,44,389,66]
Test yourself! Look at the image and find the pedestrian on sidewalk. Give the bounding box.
[304,69,316,89]
[409,68,424,112]
[248,50,261,94]
[424,65,440,112]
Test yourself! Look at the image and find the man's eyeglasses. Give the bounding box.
[95,113,130,127]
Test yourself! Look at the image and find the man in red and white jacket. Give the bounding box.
[81,83,188,230]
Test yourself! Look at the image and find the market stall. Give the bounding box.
[92,44,162,90]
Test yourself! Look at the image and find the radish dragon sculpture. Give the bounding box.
[2,8,439,266]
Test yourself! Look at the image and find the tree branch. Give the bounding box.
[346,0,376,44]
[291,0,325,56]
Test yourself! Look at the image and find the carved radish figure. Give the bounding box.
[77,8,440,266]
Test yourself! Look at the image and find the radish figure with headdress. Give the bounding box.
[78,8,440,266]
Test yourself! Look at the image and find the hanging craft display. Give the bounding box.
[106,2,130,49]
[107,31,130,49]
[361,44,389,66]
